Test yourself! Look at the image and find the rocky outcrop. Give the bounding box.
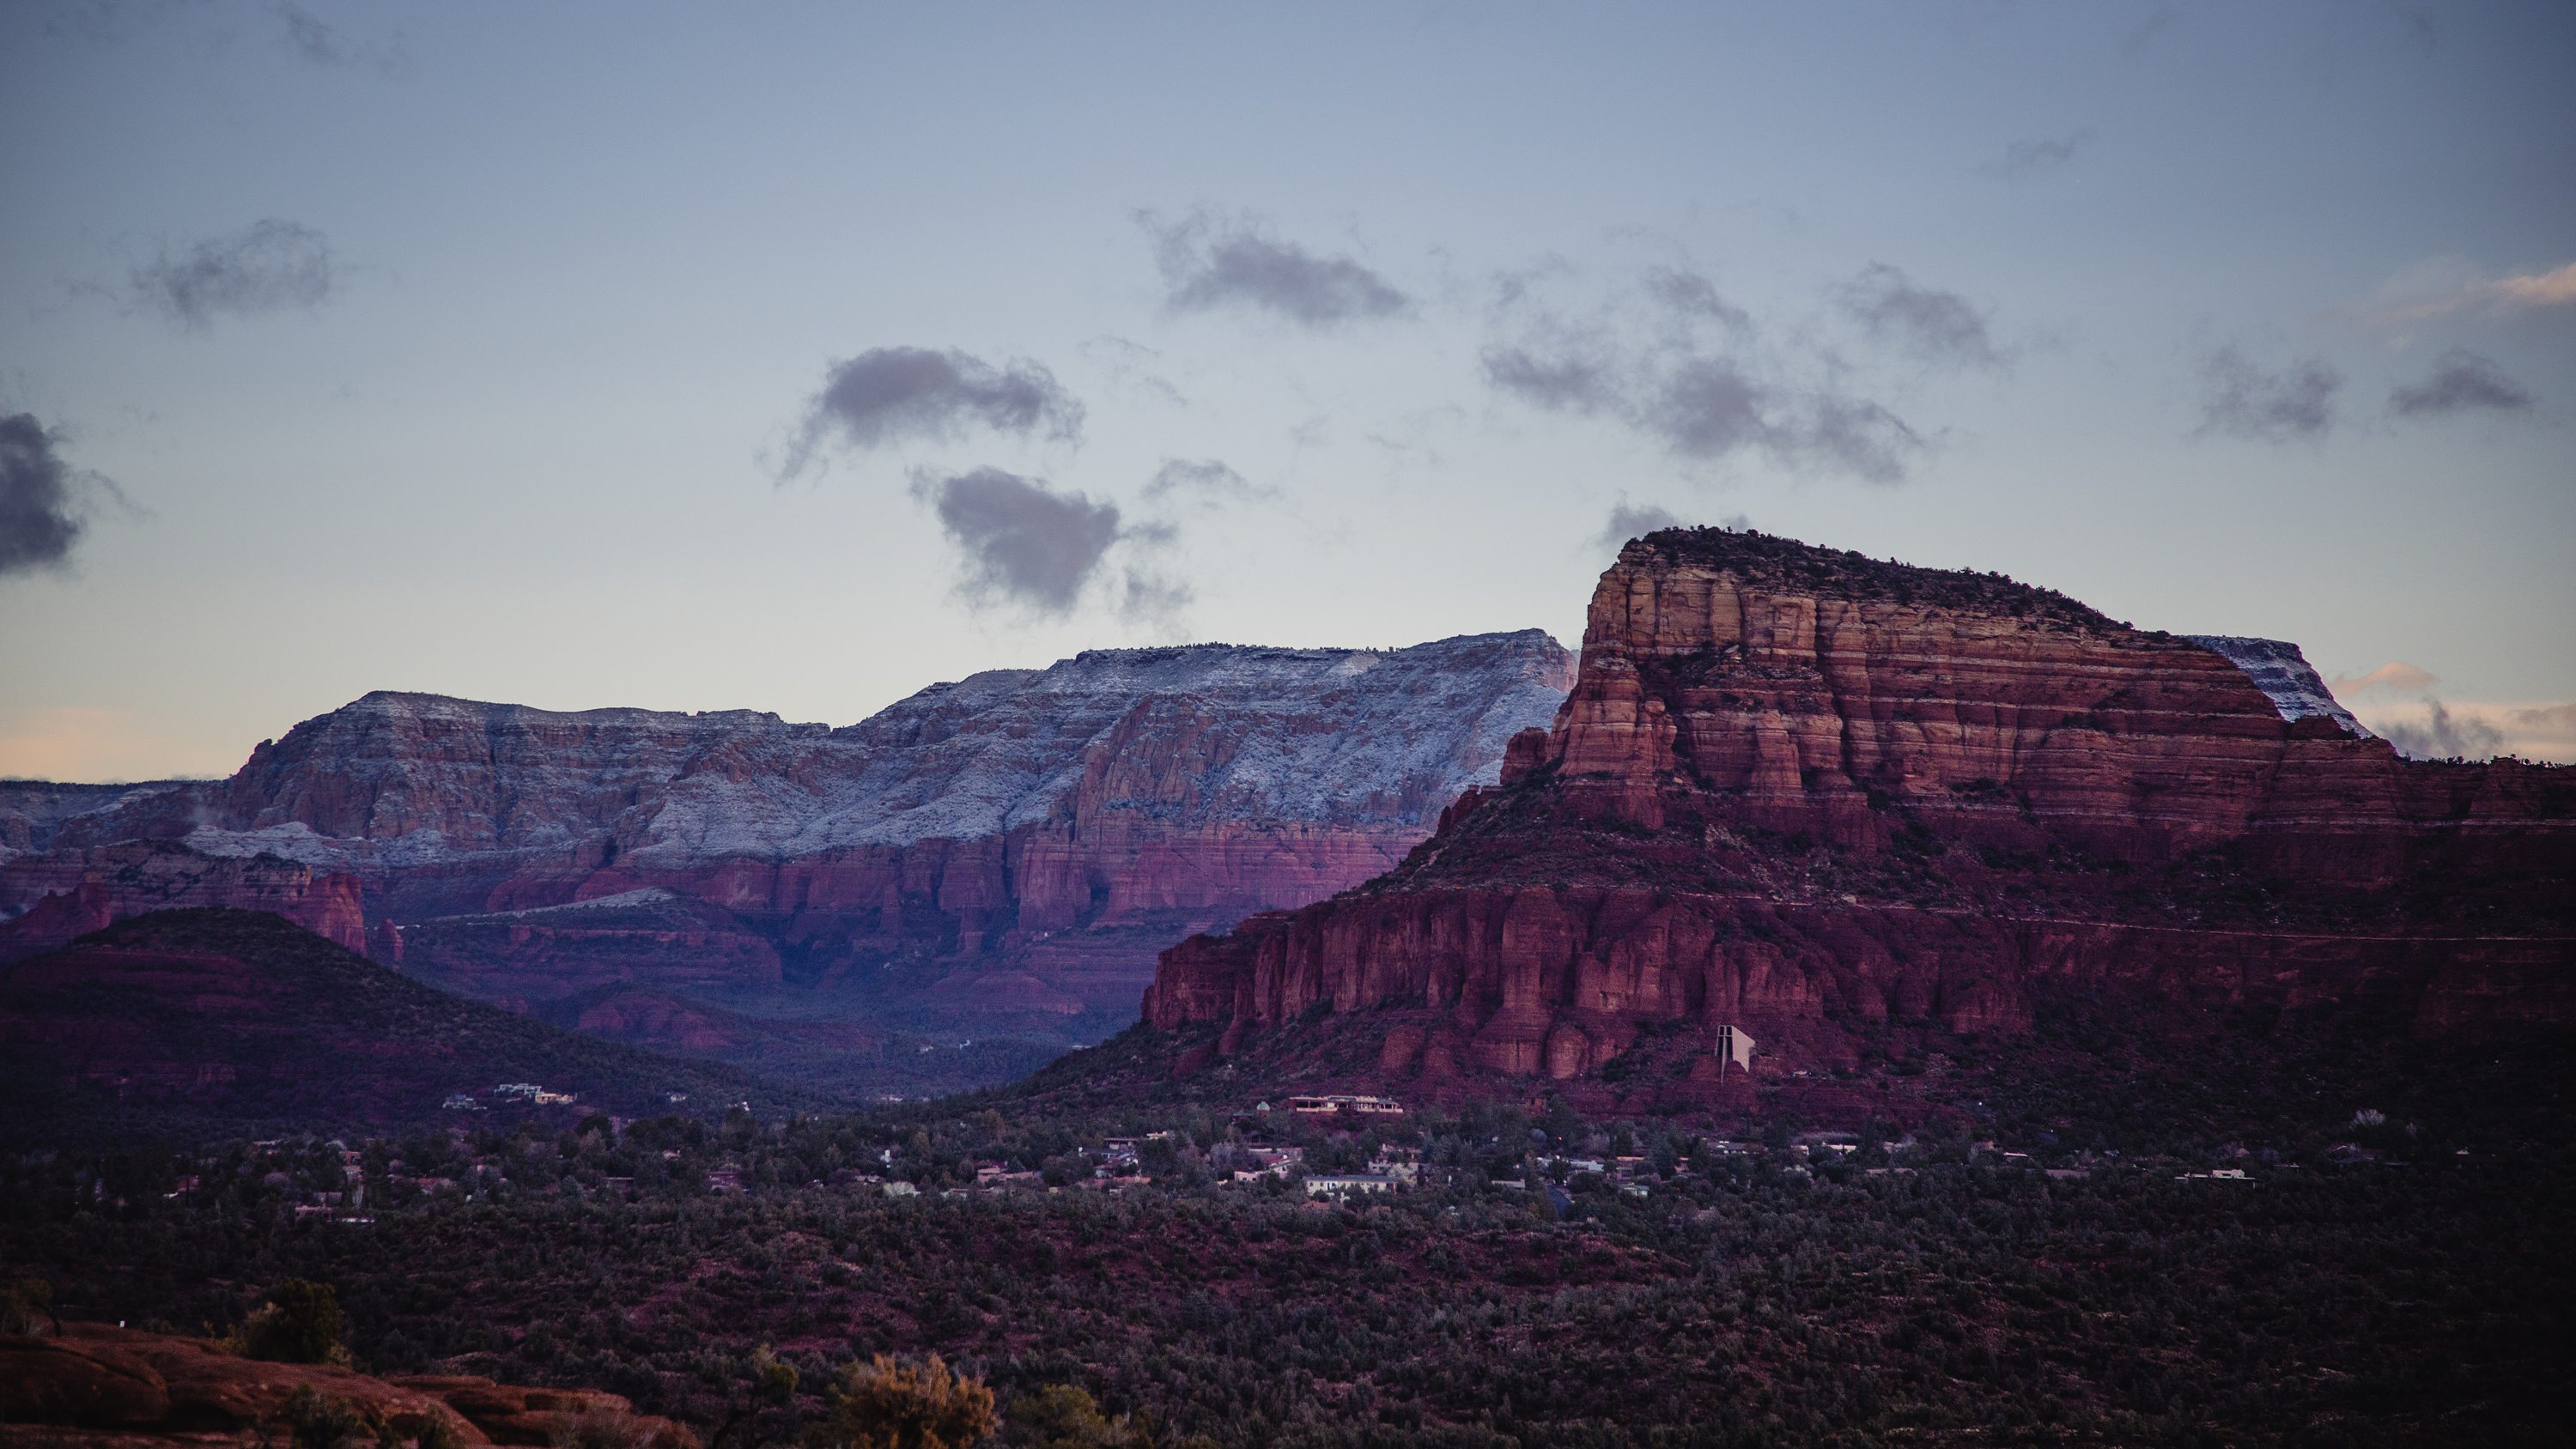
[0,1323,693,1448]
[1,633,1571,1056]
[0,842,367,964]
[1143,530,2575,1096]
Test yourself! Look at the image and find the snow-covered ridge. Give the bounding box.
[56,630,1572,873]
[2185,636,2371,738]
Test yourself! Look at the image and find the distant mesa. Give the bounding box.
[0,632,1573,1095]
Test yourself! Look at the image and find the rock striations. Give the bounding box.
[1,633,1572,1055]
[1142,530,2574,1100]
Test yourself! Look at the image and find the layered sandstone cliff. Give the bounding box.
[1143,530,2574,1095]
[1,633,1571,1054]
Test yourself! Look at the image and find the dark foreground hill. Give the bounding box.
[0,910,787,1143]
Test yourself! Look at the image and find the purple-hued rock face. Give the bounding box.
[1143,530,2576,1104]
[1,632,1574,1062]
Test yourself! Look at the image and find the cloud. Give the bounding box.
[1483,343,1926,482]
[1482,265,1934,482]
[2374,700,2506,761]
[2388,350,2536,418]
[1981,132,2092,179]
[1115,566,1194,632]
[2499,702,2576,761]
[910,468,1123,615]
[2354,258,2576,326]
[1641,266,1753,330]
[130,219,339,329]
[2193,346,2340,442]
[0,413,89,578]
[1481,344,1624,415]
[1078,335,1188,408]
[1143,458,1273,506]
[1142,210,1409,326]
[1647,357,1781,458]
[785,348,1081,476]
[2353,698,2576,763]
[1841,264,2006,370]
[1797,394,1924,484]
[274,3,407,72]
[2494,262,2576,307]
[1596,502,1682,550]
[2329,660,2438,695]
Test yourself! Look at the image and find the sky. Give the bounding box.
[3,0,2573,779]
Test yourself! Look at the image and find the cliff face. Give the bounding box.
[0,842,367,963]
[1143,531,2574,1095]
[1,632,1572,1050]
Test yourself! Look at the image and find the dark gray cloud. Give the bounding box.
[908,467,1128,615]
[1143,458,1274,506]
[0,413,86,578]
[2380,699,2504,761]
[1642,266,1753,330]
[786,348,1082,476]
[1143,210,1409,326]
[2388,349,2536,417]
[130,219,339,329]
[1842,264,2005,369]
[2194,347,2341,441]
[1981,131,2091,179]
[1480,344,1623,415]
[1648,357,1781,458]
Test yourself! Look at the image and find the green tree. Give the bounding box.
[807,1355,996,1449]
[230,1279,347,1365]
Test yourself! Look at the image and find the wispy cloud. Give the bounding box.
[1,413,91,578]
[1980,131,2092,179]
[1141,210,1409,326]
[274,2,408,73]
[2373,699,2505,761]
[1640,265,1752,330]
[1142,458,1274,506]
[1595,501,1682,550]
[1480,343,1625,415]
[1840,264,2007,370]
[130,219,339,329]
[2354,257,2576,326]
[782,348,1081,477]
[2329,660,2438,695]
[2388,349,2536,418]
[2192,346,2340,442]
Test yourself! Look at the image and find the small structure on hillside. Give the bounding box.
[1712,1025,1756,1076]
[1286,1094,1404,1117]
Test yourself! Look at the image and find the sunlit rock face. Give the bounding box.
[1145,530,2575,1089]
[0,632,1574,1040]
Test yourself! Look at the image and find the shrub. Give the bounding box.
[806,1354,996,1449]
[228,1279,349,1365]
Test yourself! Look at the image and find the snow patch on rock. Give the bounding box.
[2185,636,2371,737]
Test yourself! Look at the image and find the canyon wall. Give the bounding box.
[1143,530,2575,1091]
[1,632,1572,1048]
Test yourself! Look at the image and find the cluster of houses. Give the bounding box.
[440,1082,579,1112]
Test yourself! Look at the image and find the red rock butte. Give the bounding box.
[1144,529,2575,1094]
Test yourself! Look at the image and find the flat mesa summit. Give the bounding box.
[1142,529,2574,1104]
